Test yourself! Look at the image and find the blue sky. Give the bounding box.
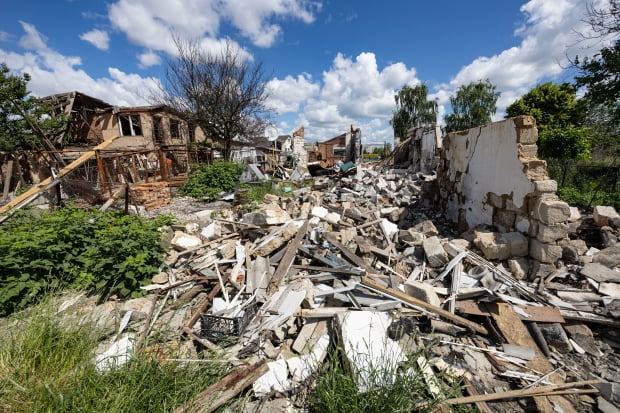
[0,0,614,144]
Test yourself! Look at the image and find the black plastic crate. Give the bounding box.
[200,295,257,344]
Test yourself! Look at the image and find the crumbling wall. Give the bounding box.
[435,116,571,276]
[407,124,442,173]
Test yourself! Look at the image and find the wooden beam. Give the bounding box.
[323,232,375,274]
[2,159,13,200]
[99,184,128,211]
[0,135,121,216]
[268,219,309,294]
[361,276,488,335]
[174,359,268,413]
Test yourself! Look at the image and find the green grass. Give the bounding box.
[0,299,228,413]
[308,339,477,413]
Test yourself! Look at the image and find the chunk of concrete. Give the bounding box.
[243,204,292,226]
[535,199,571,225]
[170,231,202,250]
[593,205,620,227]
[473,231,528,261]
[592,243,620,268]
[403,281,441,307]
[580,262,620,283]
[411,220,439,236]
[423,236,449,267]
[200,221,221,241]
[508,257,529,280]
[533,180,557,193]
[529,239,562,264]
[568,206,581,223]
[398,229,424,245]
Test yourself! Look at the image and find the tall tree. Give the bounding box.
[506,82,591,160]
[390,84,437,140]
[444,79,499,133]
[0,64,68,152]
[159,38,271,160]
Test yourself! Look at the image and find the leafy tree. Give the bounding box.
[0,63,68,152]
[444,79,499,132]
[505,82,592,159]
[158,38,271,160]
[390,84,437,140]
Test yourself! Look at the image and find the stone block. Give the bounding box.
[523,160,547,180]
[516,126,538,144]
[568,206,581,223]
[505,198,526,213]
[592,243,620,268]
[422,236,449,268]
[536,223,568,243]
[580,262,620,283]
[244,204,292,226]
[570,239,588,255]
[535,199,570,225]
[518,143,538,160]
[562,245,580,264]
[534,180,557,193]
[170,231,202,251]
[443,239,471,257]
[411,220,439,236]
[473,231,528,261]
[593,206,620,227]
[403,281,440,307]
[529,239,562,263]
[529,260,556,279]
[513,115,536,128]
[399,229,424,246]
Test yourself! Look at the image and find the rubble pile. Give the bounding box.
[59,164,619,412]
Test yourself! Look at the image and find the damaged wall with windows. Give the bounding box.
[409,116,573,279]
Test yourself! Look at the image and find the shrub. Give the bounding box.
[180,161,244,201]
[0,207,173,316]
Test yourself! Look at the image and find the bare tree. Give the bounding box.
[158,37,271,160]
[584,0,620,38]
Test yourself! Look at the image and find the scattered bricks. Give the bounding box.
[536,223,568,243]
[593,206,620,227]
[473,231,528,261]
[493,209,516,232]
[529,239,562,263]
[518,143,538,160]
[130,182,172,210]
[508,257,529,280]
[534,180,557,193]
[411,220,439,236]
[422,236,449,267]
[535,199,571,225]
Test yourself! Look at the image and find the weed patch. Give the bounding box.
[180,161,244,201]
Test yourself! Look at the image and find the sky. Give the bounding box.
[0,0,615,145]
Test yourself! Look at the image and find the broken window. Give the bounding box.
[153,116,164,145]
[170,119,181,140]
[118,114,143,136]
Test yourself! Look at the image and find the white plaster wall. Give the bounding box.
[444,119,534,229]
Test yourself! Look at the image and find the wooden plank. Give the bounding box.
[291,264,364,275]
[361,277,488,335]
[2,159,13,200]
[487,302,577,413]
[267,219,309,294]
[0,135,121,216]
[174,359,268,413]
[456,301,565,323]
[99,184,128,211]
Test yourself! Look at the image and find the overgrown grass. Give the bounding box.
[0,301,228,413]
[308,340,476,413]
[180,161,245,201]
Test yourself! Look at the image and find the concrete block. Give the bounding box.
[535,199,570,225]
[516,126,538,144]
[592,243,620,268]
[170,231,202,250]
[518,143,538,160]
[529,239,562,263]
[513,115,536,128]
[411,220,439,236]
[534,180,557,193]
[404,281,441,307]
[422,236,449,267]
[399,229,424,246]
[593,205,620,227]
[536,223,568,243]
[473,231,528,260]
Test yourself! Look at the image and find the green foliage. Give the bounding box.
[505,82,585,131]
[180,161,244,201]
[538,125,592,160]
[548,160,620,209]
[445,79,499,133]
[0,63,68,151]
[391,84,438,139]
[309,340,472,413]
[0,303,227,412]
[0,207,173,316]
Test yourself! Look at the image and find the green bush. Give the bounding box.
[180,161,244,201]
[0,207,173,316]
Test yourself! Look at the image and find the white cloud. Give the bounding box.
[0,31,9,42]
[439,0,611,120]
[79,29,110,51]
[0,23,159,107]
[137,50,161,68]
[266,73,320,113]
